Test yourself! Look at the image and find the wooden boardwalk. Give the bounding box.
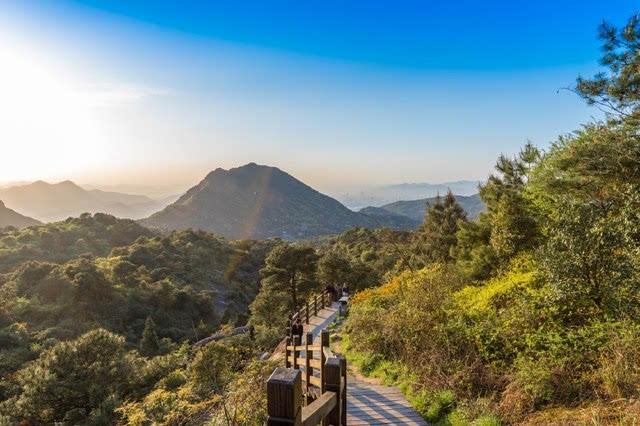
[300,304,427,425]
[347,378,427,425]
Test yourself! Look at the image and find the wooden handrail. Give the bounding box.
[286,344,323,352]
[301,391,336,426]
[323,346,334,360]
[268,329,347,426]
[290,290,333,328]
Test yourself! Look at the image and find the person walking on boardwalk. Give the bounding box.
[325,283,337,302]
[291,317,304,342]
[341,284,349,298]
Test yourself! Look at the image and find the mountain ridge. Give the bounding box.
[371,193,485,222]
[0,181,175,222]
[337,180,481,209]
[142,163,419,239]
[0,200,42,229]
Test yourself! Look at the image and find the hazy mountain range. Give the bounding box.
[0,181,177,222]
[337,180,481,209]
[141,163,420,239]
[0,200,41,229]
[371,194,485,222]
[0,165,483,238]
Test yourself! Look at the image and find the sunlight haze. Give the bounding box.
[0,0,635,194]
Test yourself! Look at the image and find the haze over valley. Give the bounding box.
[0,165,483,238]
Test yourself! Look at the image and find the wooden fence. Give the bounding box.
[289,290,334,328]
[267,291,347,425]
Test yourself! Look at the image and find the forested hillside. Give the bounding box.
[0,214,279,424]
[0,213,154,272]
[342,15,640,424]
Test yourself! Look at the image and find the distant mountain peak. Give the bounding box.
[0,181,175,222]
[142,164,418,239]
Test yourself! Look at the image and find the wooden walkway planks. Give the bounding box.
[347,378,427,425]
[300,304,427,425]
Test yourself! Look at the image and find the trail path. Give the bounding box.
[347,378,427,425]
[301,305,427,425]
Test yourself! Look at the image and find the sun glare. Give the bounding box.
[0,41,105,183]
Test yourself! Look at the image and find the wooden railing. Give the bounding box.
[290,290,334,328]
[268,330,347,425]
[267,290,347,425]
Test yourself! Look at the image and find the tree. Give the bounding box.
[541,199,640,325]
[317,251,353,286]
[454,143,540,279]
[259,244,318,309]
[413,191,468,264]
[526,123,640,323]
[190,341,240,394]
[6,329,135,424]
[248,283,292,347]
[452,214,496,280]
[140,316,160,357]
[576,14,640,124]
[528,124,640,211]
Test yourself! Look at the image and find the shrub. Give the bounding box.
[595,323,640,399]
[424,389,456,422]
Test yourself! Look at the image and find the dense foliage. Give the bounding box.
[343,13,640,423]
[0,216,279,423]
[0,213,154,273]
[314,227,414,287]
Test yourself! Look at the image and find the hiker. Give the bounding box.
[290,317,304,343]
[341,284,350,298]
[325,283,337,302]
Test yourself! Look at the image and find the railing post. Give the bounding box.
[323,358,342,426]
[305,301,310,324]
[340,356,347,426]
[320,330,329,394]
[267,368,302,425]
[285,336,292,369]
[321,330,329,349]
[314,295,318,316]
[305,332,313,404]
[293,335,301,370]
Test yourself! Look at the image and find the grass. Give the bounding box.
[340,334,501,425]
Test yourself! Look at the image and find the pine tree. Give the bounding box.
[576,14,640,124]
[413,191,467,264]
[454,143,540,279]
[317,251,353,287]
[139,316,159,357]
[259,243,318,310]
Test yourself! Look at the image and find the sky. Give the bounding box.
[0,0,637,196]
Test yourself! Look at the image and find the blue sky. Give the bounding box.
[0,0,637,195]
